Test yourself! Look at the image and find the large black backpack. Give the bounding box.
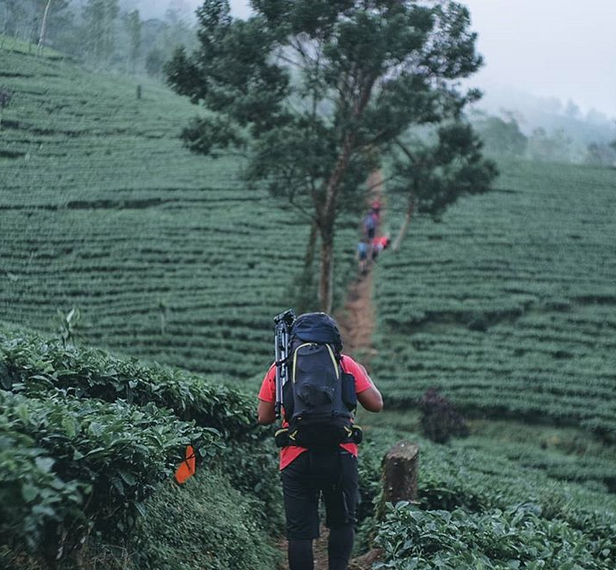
[282,313,357,452]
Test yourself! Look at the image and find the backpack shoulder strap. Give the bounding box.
[292,342,340,382]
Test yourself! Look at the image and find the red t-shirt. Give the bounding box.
[373,235,389,249]
[258,354,373,470]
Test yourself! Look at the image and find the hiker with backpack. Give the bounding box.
[257,311,383,570]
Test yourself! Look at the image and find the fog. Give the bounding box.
[122,0,251,20]
[127,0,616,120]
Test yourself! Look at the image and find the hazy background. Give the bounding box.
[130,0,616,120]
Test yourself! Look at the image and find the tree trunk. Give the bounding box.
[380,440,419,511]
[304,220,318,270]
[315,74,378,313]
[37,0,53,56]
[318,229,334,313]
[392,194,417,252]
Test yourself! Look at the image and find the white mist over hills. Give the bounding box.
[120,0,250,20]
[121,0,616,138]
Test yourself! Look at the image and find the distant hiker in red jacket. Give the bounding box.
[371,235,391,261]
[257,312,383,570]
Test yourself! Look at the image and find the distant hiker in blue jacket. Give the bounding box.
[357,239,370,273]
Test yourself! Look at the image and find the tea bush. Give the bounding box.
[375,502,615,569]
[131,468,282,570]
[0,390,216,558]
[374,159,616,438]
[0,329,254,437]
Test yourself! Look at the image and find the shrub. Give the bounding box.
[374,502,615,569]
[131,469,282,570]
[0,390,216,562]
[0,331,254,438]
[419,388,468,444]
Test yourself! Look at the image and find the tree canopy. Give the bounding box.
[166,0,496,311]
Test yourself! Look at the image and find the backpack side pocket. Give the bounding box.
[341,372,357,411]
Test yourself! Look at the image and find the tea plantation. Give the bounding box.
[0,47,355,378]
[2,43,616,570]
[374,159,616,439]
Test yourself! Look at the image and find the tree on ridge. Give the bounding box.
[166,0,494,312]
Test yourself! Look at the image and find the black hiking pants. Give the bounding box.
[281,449,358,570]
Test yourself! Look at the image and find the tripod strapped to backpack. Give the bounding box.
[274,309,296,420]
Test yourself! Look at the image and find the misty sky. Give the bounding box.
[140,0,616,118]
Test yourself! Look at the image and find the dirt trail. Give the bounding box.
[305,172,385,570]
[279,172,384,570]
[336,169,384,365]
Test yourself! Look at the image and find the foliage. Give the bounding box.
[0,85,11,108]
[391,122,498,220]
[0,426,86,555]
[474,114,528,158]
[373,159,616,439]
[0,389,216,561]
[55,307,80,347]
[355,425,616,567]
[131,468,282,570]
[419,388,468,444]
[0,47,357,376]
[166,0,490,311]
[0,0,197,74]
[585,142,616,167]
[218,435,285,534]
[0,328,255,437]
[375,502,615,569]
[527,127,573,163]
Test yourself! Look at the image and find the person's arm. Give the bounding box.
[357,383,383,412]
[257,399,276,425]
[345,356,384,413]
[257,365,277,424]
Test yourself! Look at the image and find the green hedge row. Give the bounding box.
[375,503,614,570]
[0,389,216,561]
[0,330,255,437]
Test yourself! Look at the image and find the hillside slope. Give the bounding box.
[375,159,616,436]
[0,48,355,377]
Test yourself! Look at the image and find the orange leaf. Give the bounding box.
[174,445,196,484]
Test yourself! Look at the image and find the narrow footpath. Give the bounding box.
[307,171,385,570]
[336,169,385,367]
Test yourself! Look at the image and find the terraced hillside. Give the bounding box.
[0,48,355,376]
[374,159,616,437]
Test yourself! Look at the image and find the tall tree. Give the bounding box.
[123,8,142,73]
[36,0,69,54]
[166,0,490,312]
[36,0,53,54]
[83,0,119,66]
[390,122,498,251]
[2,0,24,39]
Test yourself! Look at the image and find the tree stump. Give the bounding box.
[381,440,419,507]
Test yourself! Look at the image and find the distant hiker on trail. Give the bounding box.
[370,199,381,223]
[357,239,370,273]
[363,211,377,241]
[258,311,383,570]
[371,235,391,262]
